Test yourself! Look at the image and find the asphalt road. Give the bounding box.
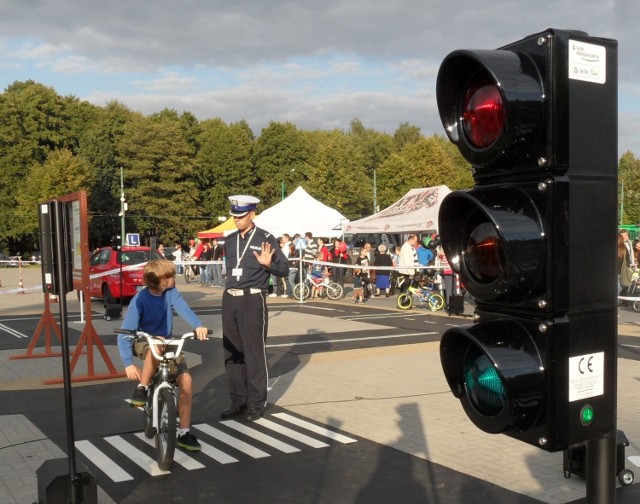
[2,286,640,503]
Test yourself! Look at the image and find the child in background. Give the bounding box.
[310,251,328,298]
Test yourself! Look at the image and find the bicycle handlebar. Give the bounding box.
[115,329,213,361]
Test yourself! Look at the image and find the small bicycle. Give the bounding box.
[115,328,211,470]
[183,257,198,283]
[396,272,445,311]
[293,272,344,300]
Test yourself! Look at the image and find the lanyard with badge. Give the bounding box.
[232,227,257,281]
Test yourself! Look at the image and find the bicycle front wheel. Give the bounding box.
[293,283,310,299]
[397,293,413,310]
[326,282,343,300]
[156,388,177,470]
[184,267,193,284]
[428,293,445,312]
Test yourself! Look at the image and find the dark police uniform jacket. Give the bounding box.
[224,226,289,289]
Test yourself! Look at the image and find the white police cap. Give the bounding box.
[229,195,260,217]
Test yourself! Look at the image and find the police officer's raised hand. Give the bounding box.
[254,242,274,267]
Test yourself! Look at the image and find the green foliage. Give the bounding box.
[619,151,640,225]
[0,79,634,254]
[14,148,95,239]
[116,113,201,243]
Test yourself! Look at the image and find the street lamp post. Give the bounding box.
[119,167,127,246]
[373,169,378,213]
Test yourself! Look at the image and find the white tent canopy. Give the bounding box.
[254,186,348,238]
[343,185,452,234]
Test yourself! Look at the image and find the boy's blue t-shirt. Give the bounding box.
[116,287,202,368]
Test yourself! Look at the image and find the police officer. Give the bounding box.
[220,195,289,422]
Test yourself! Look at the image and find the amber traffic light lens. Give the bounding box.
[464,221,504,284]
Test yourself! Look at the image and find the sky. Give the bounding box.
[1,0,639,156]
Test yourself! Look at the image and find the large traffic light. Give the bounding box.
[436,29,618,452]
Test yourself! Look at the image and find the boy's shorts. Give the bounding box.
[133,339,188,376]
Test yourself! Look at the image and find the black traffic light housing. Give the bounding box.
[436,29,617,452]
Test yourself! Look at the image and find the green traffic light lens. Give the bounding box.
[464,346,507,416]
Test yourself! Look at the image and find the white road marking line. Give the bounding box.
[104,435,170,476]
[134,433,205,470]
[221,420,300,453]
[272,413,357,444]
[75,440,133,482]
[0,322,28,338]
[193,424,270,458]
[254,418,329,448]
[266,332,437,348]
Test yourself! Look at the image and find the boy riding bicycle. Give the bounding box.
[117,259,209,451]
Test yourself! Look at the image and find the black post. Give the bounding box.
[52,200,81,504]
[586,433,617,504]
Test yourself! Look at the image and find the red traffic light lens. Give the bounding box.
[463,75,505,149]
[465,220,505,284]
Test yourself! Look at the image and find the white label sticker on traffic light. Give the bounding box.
[568,352,604,401]
[569,40,606,84]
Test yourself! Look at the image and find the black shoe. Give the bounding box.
[130,385,147,407]
[245,406,263,422]
[177,431,201,451]
[220,404,246,419]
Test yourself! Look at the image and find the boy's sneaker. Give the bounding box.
[130,386,147,407]
[177,432,201,451]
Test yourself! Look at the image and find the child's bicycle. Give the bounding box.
[293,272,344,300]
[396,272,445,311]
[115,328,211,470]
[183,257,198,283]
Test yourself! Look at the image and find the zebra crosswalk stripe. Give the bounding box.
[272,412,358,444]
[105,435,170,476]
[75,440,133,483]
[193,423,270,458]
[134,433,205,470]
[253,417,329,448]
[220,420,300,453]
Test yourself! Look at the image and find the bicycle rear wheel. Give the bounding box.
[156,388,177,470]
[184,266,194,284]
[143,385,155,439]
[326,282,343,300]
[397,293,413,310]
[428,293,445,311]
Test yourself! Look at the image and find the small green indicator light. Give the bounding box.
[580,404,594,426]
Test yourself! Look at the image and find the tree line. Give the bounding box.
[1,80,637,256]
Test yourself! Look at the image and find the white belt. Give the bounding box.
[226,288,263,296]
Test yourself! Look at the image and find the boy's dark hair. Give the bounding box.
[143,259,176,290]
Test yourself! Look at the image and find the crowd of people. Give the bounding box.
[154,229,447,305]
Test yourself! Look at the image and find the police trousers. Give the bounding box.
[221,290,269,409]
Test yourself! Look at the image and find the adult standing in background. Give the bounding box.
[331,238,348,293]
[373,244,393,297]
[398,235,419,293]
[211,238,224,287]
[303,232,318,273]
[220,195,289,422]
[280,233,295,298]
[172,243,184,274]
[619,229,635,297]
